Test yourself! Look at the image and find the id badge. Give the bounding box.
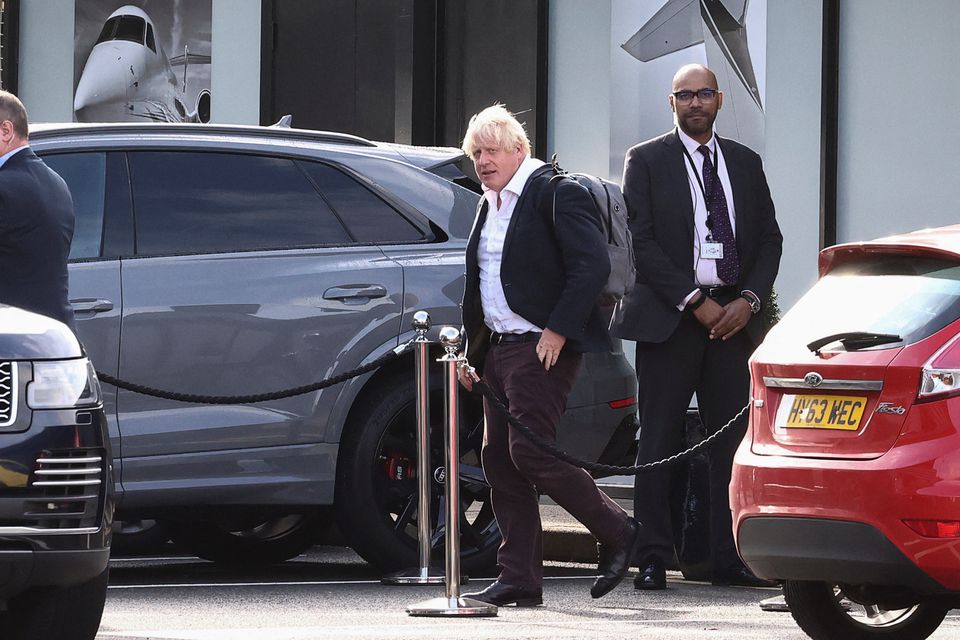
[701,242,724,260]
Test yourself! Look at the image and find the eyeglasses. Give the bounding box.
[672,88,719,104]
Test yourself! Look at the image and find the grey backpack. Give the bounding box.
[546,157,636,319]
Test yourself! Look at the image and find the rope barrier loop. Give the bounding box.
[457,358,750,477]
[95,338,416,405]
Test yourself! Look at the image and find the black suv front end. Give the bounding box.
[0,305,113,640]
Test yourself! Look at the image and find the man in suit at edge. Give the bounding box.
[614,65,782,589]
[457,104,642,605]
[0,91,76,332]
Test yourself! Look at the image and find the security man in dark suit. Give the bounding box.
[458,104,642,606]
[0,91,76,331]
[614,65,782,589]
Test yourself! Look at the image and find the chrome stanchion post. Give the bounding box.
[406,327,497,617]
[383,311,445,585]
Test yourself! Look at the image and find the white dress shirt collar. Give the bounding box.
[481,156,545,211]
[676,127,717,157]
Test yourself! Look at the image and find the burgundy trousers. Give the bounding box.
[481,341,630,588]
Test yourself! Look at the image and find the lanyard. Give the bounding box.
[680,141,719,214]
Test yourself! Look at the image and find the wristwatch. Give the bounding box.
[740,290,761,315]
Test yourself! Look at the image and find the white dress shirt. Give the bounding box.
[478,156,546,334]
[677,127,737,308]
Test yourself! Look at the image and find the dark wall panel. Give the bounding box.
[440,1,545,155]
[261,0,547,153]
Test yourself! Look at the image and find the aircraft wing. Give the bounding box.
[169,53,212,66]
[621,0,704,62]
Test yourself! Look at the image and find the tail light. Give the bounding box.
[903,519,960,538]
[608,396,637,409]
[918,334,960,402]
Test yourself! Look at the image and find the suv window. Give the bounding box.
[299,162,425,243]
[773,255,960,347]
[43,152,106,260]
[129,152,352,255]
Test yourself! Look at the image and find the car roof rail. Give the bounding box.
[28,122,378,148]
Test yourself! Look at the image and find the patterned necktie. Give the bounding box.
[698,144,739,284]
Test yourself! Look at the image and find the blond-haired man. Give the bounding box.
[458,104,642,605]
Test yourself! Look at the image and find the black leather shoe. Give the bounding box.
[711,566,777,588]
[633,559,666,590]
[591,518,643,598]
[462,580,543,607]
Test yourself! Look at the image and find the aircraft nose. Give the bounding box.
[74,45,133,111]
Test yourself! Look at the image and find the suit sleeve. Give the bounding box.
[622,146,698,306]
[546,179,610,338]
[739,153,782,303]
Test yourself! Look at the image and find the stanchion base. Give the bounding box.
[406,596,497,617]
[381,566,447,585]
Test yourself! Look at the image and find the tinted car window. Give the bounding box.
[772,256,960,347]
[129,152,352,255]
[300,161,424,243]
[43,152,106,260]
[344,155,478,239]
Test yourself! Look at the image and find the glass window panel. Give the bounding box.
[129,152,352,256]
[43,153,107,260]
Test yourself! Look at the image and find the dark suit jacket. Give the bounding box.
[613,130,782,346]
[463,165,611,368]
[0,147,76,330]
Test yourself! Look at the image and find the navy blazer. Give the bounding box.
[0,148,76,330]
[462,165,612,369]
[613,130,782,346]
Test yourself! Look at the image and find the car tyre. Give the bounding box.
[783,580,949,640]
[166,512,327,564]
[335,373,499,574]
[1,566,109,640]
[111,519,172,556]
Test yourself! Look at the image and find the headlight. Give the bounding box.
[27,359,102,409]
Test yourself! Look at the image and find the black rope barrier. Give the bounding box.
[95,341,413,405]
[472,377,750,477]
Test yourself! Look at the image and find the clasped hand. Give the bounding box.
[693,297,752,340]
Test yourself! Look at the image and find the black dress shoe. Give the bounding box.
[461,580,543,607]
[634,559,666,590]
[591,518,643,598]
[711,566,778,588]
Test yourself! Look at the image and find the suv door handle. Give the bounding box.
[323,285,388,301]
[70,298,114,314]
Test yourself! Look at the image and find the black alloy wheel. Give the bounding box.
[335,374,500,574]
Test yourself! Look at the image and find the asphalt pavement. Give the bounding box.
[97,545,960,640]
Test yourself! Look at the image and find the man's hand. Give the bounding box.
[536,328,567,371]
[457,360,479,392]
[709,298,752,340]
[692,296,725,330]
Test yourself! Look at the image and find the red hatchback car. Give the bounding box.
[731,225,960,640]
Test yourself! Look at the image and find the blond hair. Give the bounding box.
[461,104,531,158]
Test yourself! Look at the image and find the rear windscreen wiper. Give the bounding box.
[806,331,903,353]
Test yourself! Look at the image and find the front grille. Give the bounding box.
[25,448,105,529]
[0,361,16,426]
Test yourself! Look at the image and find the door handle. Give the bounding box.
[322,285,388,301]
[70,298,114,314]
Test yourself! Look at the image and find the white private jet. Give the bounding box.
[74,5,211,123]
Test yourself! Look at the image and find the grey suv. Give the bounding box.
[29,122,638,572]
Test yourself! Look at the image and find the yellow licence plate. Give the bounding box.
[778,394,867,430]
